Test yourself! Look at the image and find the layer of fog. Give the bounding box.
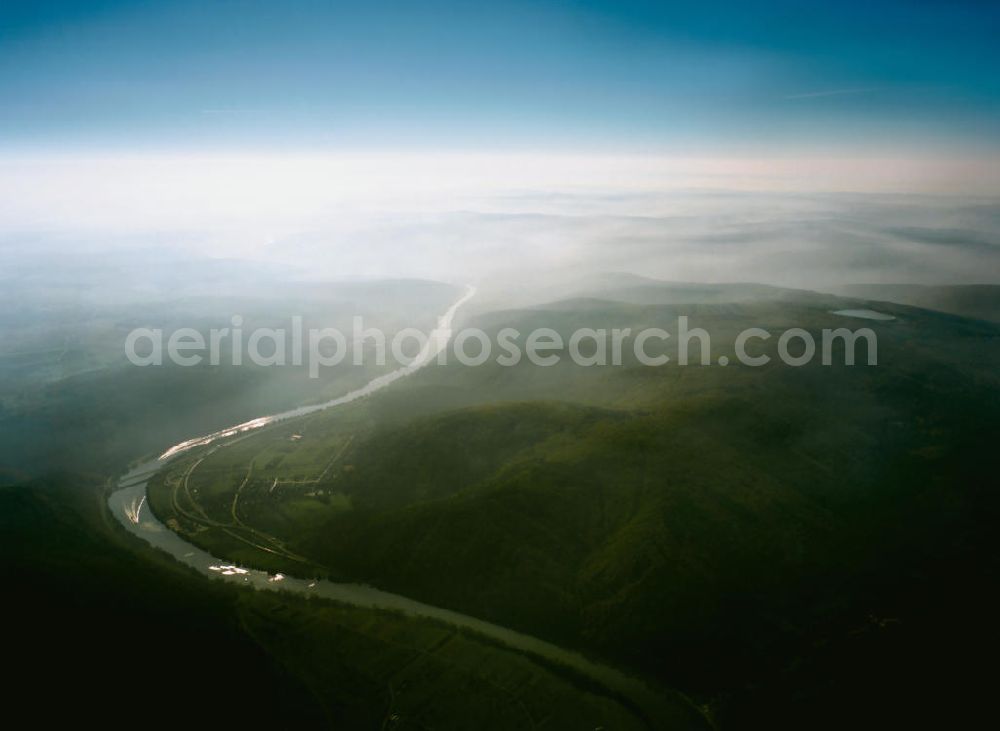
[1,152,997,316]
[2,153,997,479]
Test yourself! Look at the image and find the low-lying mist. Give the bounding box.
[1,154,997,314]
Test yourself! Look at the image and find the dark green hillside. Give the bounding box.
[146,287,1000,728]
[5,476,671,730]
[0,477,326,727]
[335,401,627,508]
[306,368,996,684]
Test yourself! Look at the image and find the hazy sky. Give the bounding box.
[1,2,997,291]
[2,0,998,153]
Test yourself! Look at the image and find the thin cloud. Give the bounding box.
[200,108,269,116]
[783,87,880,100]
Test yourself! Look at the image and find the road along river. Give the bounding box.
[107,284,706,730]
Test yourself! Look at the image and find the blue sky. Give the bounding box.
[1,0,998,152]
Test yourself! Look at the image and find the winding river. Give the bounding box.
[107,284,703,729]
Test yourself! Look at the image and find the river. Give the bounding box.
[107,283,704,729]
